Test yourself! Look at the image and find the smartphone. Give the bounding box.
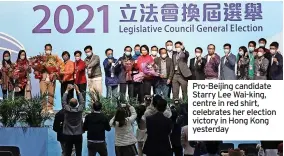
[68,84,74,89]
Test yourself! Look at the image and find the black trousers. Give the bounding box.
[167,84,172,98]
[2,89,12,99]
[65,135,82,156]
[14,86,26,98]
[143,79,153,97]
[76,83,87,102]
[133,82,143,103]
[119,82,134,102]
[87,142,108,156]
[172,145,183,156]
[61,80,74,102]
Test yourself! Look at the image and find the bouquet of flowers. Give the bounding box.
[142,62,159,77]
[42,55,64,81]
[123,60,134,81]
[29,55,45,79]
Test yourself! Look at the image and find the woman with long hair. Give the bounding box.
[236,46,250,80]
[1,51,14,99]
[110,104,138,156]
[13,50,31,97]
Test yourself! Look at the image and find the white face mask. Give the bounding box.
[75,57,81,61]
[4,57,9,61]
[45,50,51,54]
[259,43,265,47]
[270,50,276,54]
[195,53,201,57]
[238,51,244,56]
[257,52,263,57]
[166,46,173,51]
[151,51,157,56]
[86,52,92,57]
[248,47,255,52]
[125,51,131,56]
[224,49,230,54]
[176,48,181,52]
[161,54,167,58]
[20,55,25,60]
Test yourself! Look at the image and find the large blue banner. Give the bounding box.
[0,1,282,156]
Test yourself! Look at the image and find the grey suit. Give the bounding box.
[62,92,85,136]
[85,54,102,78]
[154,57,174,80]
[254,57,269,80]
[172,50,192,101]
[219,53,236,80]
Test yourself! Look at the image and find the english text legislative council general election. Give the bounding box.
[119,24,263,35]
[193,126,229,134]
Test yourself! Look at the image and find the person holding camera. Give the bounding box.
[110,103,138,156]
[62,84,85,156]
[83,101,111,156]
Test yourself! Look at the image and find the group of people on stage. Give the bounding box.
[0,38,282,114]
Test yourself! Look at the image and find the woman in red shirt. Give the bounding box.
[74,50,87,101]
[136,45,155,98]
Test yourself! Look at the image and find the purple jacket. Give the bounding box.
[204,54,220,79]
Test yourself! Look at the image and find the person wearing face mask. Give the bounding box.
[1,51,14,99]
[219,43,236,80]
[132,44,143,103]
[60,51,75,102]
[255,38,270,53]
[247,41,257,80]
[150,45,158,60]
[172,41,191,101]
[154,48,173,98]
[189,47,206,80]
[62,84,85,156]
[136,45,155,99]
[165,40,174,59]
[74,50,87,101]
[40,44,64,114]
[84,45,102,99]
[117,46,135,102]
[13,50,31,98]
[236,46,250,80]
[269,42,283,80]
[254,47,269,80]
[204,44,220,80]
[103,48,119,99]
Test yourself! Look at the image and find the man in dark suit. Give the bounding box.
[62,84,85,156]
[154,48,174,98]
[172,41,192,101]
[189,47,206,80]
[143,98,173,156]
[269,42,283,80]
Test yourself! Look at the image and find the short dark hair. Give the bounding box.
[195,47,203,53]
[248,41,256,47]
[156,99,167,112]
[124,46,132,51]
[151,45,158,49]
[258,46,266,51]
[62,51,70,58]
[84,45,92,51]
[239,46,248,53]
[140,45,149,53]
[223,43,231,49]
[175,41,183,46]
[207,44,215,49]
[153,94,163,107]
[134,44,140,48]
[105,48,113,55]
[93,101,102,111]
[159,48,166,54]
[259,38,267,44]
[45,44,52,49]
[270,42,279,48]
[166,40,173,44]
[74,50,82,56]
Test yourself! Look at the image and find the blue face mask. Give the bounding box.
[135,51,140,55]
[107,54,113,59]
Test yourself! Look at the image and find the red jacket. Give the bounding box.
[74,59,87,84]
[136,55,154,72]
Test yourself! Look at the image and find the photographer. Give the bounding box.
[110,102,138,156]
[62,84,85,156]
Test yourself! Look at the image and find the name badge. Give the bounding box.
[249,65,253,70]
[88,69,92,74]
[175,65,178,71]
[256,71,260,76]
[237,71,240,76]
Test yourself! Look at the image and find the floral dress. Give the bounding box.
[1,62,14,93]
[13,59,31,92]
